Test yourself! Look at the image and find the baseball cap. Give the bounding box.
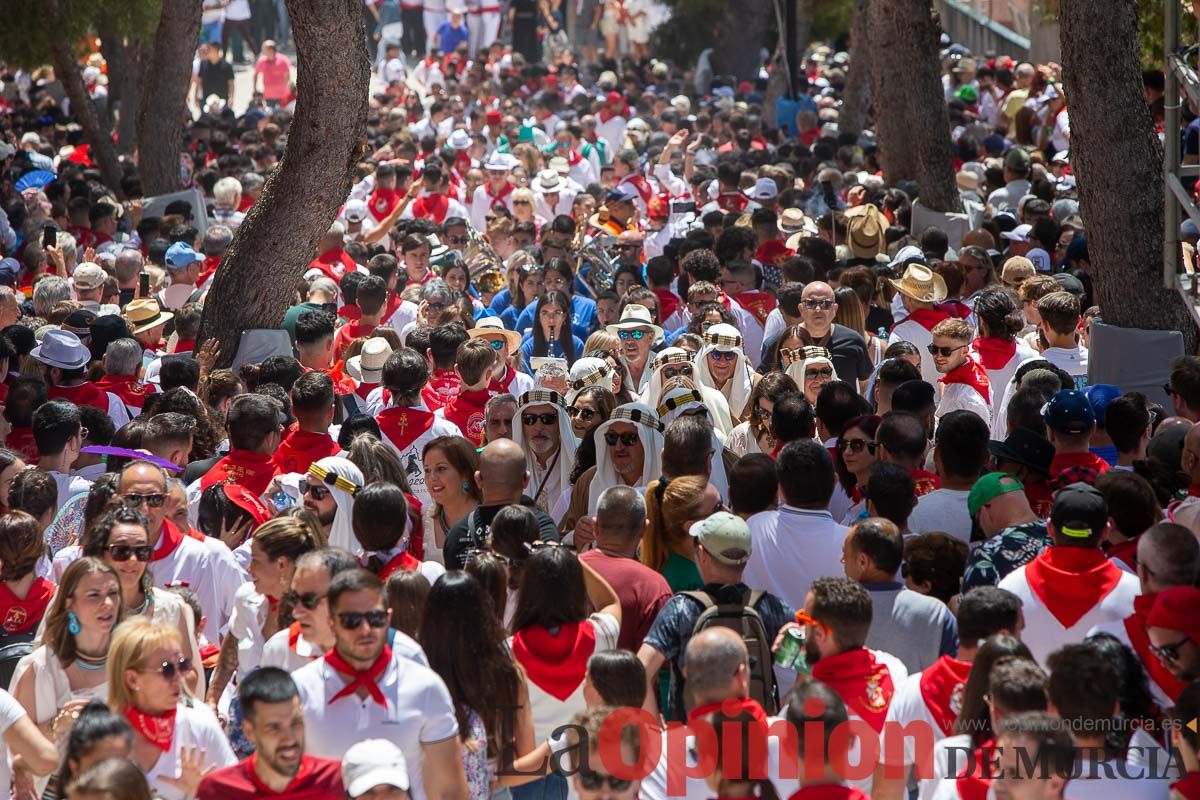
[1026,248,1052,273]
[1004,147,1032,173]
[1085,384,1122,426]
[342,739,409,798]
[1052,271,1085,300]
[1000,224,1032,243]
[1049,482,1107,540]
[967,472,1024,517]
[689,511,751,565]
[606,185,638,204]
[164,242,202,270]
[344,198,369,224]
[72,263,106,291]
[1042,390,1095,435]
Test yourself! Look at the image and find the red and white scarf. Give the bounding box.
[902,307,951,333]
[126,706,177,752]
[376,406,437,452]
[970,336,1017,370]
[810,648,895,733]
[1024,546,1123,629]
[939,357,991,405]
[511,621,596,701]
[199,449,279,498]
[94,374,152,412]
[919,655,972,737]
[273,425,340,475]
[0,577,55,635]
[150,520,186,562]
[420,369,462,411]
[412,193,451,224]
[47,382,109,412]
[440,388,491,446]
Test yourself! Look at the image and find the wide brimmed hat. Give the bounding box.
[778,208,818,237]
[844,204,886,259]
[123,298,174,335]
[447,129,471,150]
[533,169,564,194]
[606,304,663,341]
[31,329,91,370]
[469,316,521,351]
[346,337,394,384]
[888,263,947,303]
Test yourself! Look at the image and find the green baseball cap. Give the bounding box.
[968,472,1024,517]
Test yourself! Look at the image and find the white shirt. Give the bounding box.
[385,298,420,337]
[1039,344,1089,388]
[261,625,429,672]
[743,506,848,612]
[976,340,1038,424]
[293,649,459,800]
[150,530,244,636]
[889,319,939,385]
[998,559,1140,665]
[376,409,464,508]
[935,382,992,433]
[881,670,947,771]
[763,307,787,346]
[227,582,271,675]
[0,689,27,800]
[46,469,92,511]
[908,489,973,543]
[1062,729,1173,800]
[144,704,236,800]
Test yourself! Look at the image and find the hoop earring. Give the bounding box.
[67,611,81,635]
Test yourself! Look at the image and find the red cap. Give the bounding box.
[486,109,502,125]
[648,193,669,220]
[1147,586,1200,645]
[737,81,753,95]
[606,91,623,105]
[223,482,273,526]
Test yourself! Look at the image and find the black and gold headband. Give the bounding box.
[704,331,743,349]
[653,350,693,370]
[610,406,664,432]
[658,390,705,418]
[568,363,612,391]
[518,389,565,408]
[306,463,361,496]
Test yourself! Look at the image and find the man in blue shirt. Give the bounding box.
[436,5,470,55]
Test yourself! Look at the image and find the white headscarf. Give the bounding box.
[309,457,364,556]
[694,323,755,421]
[587,403,665,515]
[511,389,579,507]
[566,357,614,405]
[656,386,730,499]
[638,347,694,407]
[786,345,835,403]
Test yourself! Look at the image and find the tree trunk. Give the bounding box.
[839,0,870,138]
[46,0,123,195]
[866,0,961,212]
[97,21,123,131]
[1059,0,1196,349]
[762,45,787,129]
[709,0,770,82]
[136,0,202,195]
[198,0,370,366]
[116,40,146,155]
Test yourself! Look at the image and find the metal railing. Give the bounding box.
[934,0,1031,60]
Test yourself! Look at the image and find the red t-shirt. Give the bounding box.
[196,754,344,800]
[579,549,673,651]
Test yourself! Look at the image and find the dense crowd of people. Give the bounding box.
[0,6,1200,800]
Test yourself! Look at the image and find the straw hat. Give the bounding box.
[778,208,818,238]
[844,204,886,259]
[605,304,663,341]
[888,263,948,303]
[468,316,522,351]
[123,299,174,335]
[346,337,393,384]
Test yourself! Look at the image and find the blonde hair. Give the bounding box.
[106,619,183,713]
[213,177,243,208]
[584,330,620,353]
[931,318,974,341]
[641,475,709,572]
[253,515,325,559]
[45,558,124,668]
[512,187,536,207]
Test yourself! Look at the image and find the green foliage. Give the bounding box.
[0,0,160,69]
[1036,0,1198,69]
[812,0,852,44]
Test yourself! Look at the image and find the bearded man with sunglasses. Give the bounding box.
[795,281,872,389]
[293,569,468,800]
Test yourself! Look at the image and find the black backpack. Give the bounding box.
[0,629,36,691]
[681,587,779,715]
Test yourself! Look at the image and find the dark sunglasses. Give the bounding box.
[567,407,598,421]
[300,480,331,501]
[604,431,639,447]
[1149,637,1191,664]
[926,343,967,357]
[337,610,389,629]
[445,235,469,245]
[662,365,693,379]
[107,544,153,562]
[141,657,194,681]
[838,438,877,455]
[805,367,834,379]
[803,299,835,310]
[121,493,167,509]
[578,770,633,792]
[617,329,648,341]
[522,412,558,426]
[752,406,772,419]
[284,591,324,611]
[708,351,738,362]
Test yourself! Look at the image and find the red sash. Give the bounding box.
[911,468,941,497]
[308,249,356,282]
[412,193,450,224]
[6,427,38,463]
[199,449,279,497]
[368,187,400,222]
[919,655,972,737]
[47,382,109,412]
[970,337,1017,370]
[377,407,437,452]
[440,388,490,446]
[383,290,403,324]
[151,520,186,562]
[420,369,462,411]
[622,175,653,205]
[126,706,177,752]
[273,426,340,475]
[326,645,391,707]
[810,648,895,733]
[0,577,55,634]
[95,374,151,411]
[904,307,951,332]
[787,787,870,800]
[511,621,596,701]
[377,550,422,581]
[734,290,778,328]
[939,357,991,404]
[1024,546,1124,629]
[1124,594,1188,702]
[955,740,996,800]
[687,696,769,727]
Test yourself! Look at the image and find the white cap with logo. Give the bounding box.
[342,739,410,798]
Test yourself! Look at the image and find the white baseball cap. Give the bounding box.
[343,739,409,798]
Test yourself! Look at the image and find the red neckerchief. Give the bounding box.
[308,248,356,282]
[420,369,462,411]
[199,642,220,667]
[937,301,972,320]
[1024,546,1124,629]
[335,321,378,360]
[734,290,778,328]
[787,787,871,800]
[368,187,400,222]
[376,550,422,581]
[273,425,340,474]
[47,382,108,412]
[1172,771,1200,800]
[955,739,996,800]
[413,193,450,223]
[376,406,436,451]
[440,388,491,446]
[199,449,279,497]
[597,104,626,124]
[6,427,37,463]
[485,181,514,203]
[287,621,313,657]
[197,255,221,287]
[453,150,473,177]
[489,366,519,394]
[651,288,681,327]
[0,577,55,634]
[355,381,380,401]
[339,304,362,323]
[903,307,952,332]
[970,337,1017,370]
[910,468,941,497]
[1048,451,1111,483]
[939,357,991,404]
[1105,536,1139,567]
[151,520,185,562]
[382,290,404,325]
[1125,593,1188,702]
[755,240,793,268]
[621,174,653,205]
[687,697,768,726]
[126,706,177,752]
[171,338,196,355]
[326,645,391,707]
[810,648,895,733]
[95,374,151,411]
[246,752,317,796]
[323,361,359,397]
[716,192,748,213]
[511,621,596,701]
[918,655,972,737]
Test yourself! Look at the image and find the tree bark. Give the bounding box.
[116,40,146,155]
[136,0,202,195]
[866,0,961,212]
[1059,0,1196,349]
[839,0,870,138]
[45,0,124,195]
[708,0,770,82]
[197,0,370,366]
